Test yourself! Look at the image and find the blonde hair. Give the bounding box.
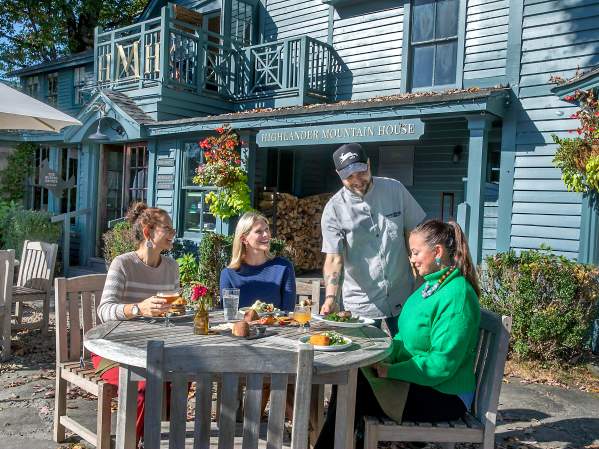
[228,211,274,270]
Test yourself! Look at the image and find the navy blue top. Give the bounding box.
[219,257,296,312]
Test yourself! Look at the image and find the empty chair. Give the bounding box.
[144,340,315,449]
[0,250,15,361]
[12,240,58,336]
[53,274,117,449]
[363,310,512,449]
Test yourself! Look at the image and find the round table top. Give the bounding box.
[84,312,393,375]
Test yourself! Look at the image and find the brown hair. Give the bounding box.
[126,202,170,245]
[411,219,481,296]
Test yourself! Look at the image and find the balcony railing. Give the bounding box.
[94,6,342,101]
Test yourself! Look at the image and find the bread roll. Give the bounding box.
[232,321,250,337]
[309,334,330,346]
[244,309,259,322]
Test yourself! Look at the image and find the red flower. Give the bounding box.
[191,284,208,301]
[215,127,225,134]
[564,95,575,102]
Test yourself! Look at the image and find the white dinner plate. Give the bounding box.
[136,309,195,321]
[299,335,353,351]
[311,314,375,328]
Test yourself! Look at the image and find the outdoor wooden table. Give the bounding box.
[84,312,393,449]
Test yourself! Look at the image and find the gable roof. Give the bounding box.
[8,50,94,78]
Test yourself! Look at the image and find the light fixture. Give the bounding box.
[452,144,463,164]
[88,118,108,140]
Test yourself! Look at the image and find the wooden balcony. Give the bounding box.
[94,5,342,104]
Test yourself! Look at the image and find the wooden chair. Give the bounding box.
[12,240,58,336]
[296,279,321,314]
[0,250,15,361]
[53,274,117,449]
[144,340,315,449]
[363,309,512,449]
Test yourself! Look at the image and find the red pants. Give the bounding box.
[91,354,146,446]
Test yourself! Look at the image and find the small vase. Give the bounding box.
[194,301,209,335]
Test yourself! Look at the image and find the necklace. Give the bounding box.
[421,266,455,298]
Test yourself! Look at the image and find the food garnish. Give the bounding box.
[250,300,280,313]
[308,331,348,346]
[324,311,359,323]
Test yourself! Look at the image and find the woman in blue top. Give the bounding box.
[220,211,296,312]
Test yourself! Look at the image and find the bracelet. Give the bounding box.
[325,295,337,301]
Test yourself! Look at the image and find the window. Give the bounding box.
[231,0,254,46]
[25,76,39,98]
[47,72,58,105]
[59,147,78,215]
[29,145,50,211]
[410,0,459,89]
[73,66,87,105]
[125,144,149,204]
[180,142,216,236]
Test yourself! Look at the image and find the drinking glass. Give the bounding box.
[294,304,311,333]
[222,288,240,321]
[157,291,180,327]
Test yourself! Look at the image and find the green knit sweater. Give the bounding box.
[387,267,480,396]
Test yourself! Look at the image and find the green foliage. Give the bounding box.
[0,143,35,202]
[196,232,289,300]
[102,221,136,266]
[1,208,61,259]
[480,249,599,364]
[0,0,146,74]
[0,200,22,248]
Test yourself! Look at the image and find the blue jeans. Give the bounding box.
[372,316,399,337]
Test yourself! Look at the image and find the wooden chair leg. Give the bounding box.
[309,384,324,448]
[1,309,11,361]
[53,370,67,443]
[41,293,50,336]
[97,383,115,449]
[483,426,495,449]
[363,417,379,449]
[14,300,23,324]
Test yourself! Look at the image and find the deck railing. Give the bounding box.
[94,6,342,101]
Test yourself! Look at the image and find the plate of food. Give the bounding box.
[299,331,353,351]
[312,311,375,328]
[239,300,281,318]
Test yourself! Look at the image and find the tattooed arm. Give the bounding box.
[320,253,343,315]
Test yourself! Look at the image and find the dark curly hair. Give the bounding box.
[126,202,170,245]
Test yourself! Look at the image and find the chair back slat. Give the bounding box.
[266,373,288,449]
[145,341,314,449]
[218,373,239,449]
[0,250,15,360]
[242,374,263,449]
[168,374,189,449]
[194,374,213,449]
[472,310,512,424]
[17,241,58,292]
[54,275,107,363]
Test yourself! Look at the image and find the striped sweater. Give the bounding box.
[97,252,180,322]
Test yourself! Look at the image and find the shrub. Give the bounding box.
[0,200,22,248]
[2,208,61,259]
[0,142,35,202]
[102,221,136,266]
[480,248,599,364]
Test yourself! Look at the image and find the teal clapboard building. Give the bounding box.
[1,0,599,271]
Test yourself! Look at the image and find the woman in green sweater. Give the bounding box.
[315,219,480,449]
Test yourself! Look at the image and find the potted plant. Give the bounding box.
[553,88,599,194]
[189,283,211,335]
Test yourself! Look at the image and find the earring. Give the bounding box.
[435,256,442,267]
[145,239,154,249]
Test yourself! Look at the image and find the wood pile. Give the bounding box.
[258,191,332,272]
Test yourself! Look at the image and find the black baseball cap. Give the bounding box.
[333,143,368,179]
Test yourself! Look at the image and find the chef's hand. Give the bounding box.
[320,297,337,315]
[373,362,389,378]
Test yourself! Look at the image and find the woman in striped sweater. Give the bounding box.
[93,202,180,446]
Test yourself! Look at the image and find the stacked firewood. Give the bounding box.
[258,191,332,272]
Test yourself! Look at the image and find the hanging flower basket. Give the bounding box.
[553,89,599,194]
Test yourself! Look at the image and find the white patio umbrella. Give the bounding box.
[0,82,82,132]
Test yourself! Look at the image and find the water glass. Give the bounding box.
[222,288,240,321]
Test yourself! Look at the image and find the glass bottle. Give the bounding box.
[194,299,209,335]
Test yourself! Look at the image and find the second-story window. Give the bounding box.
[47,72,58,105]
[73,66,87,105]
[25,76,39,98]
[231,0,254,46]
[410,0,459,90]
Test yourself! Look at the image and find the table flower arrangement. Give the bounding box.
[189,283,211,335]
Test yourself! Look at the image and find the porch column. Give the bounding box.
[579,195,599,265]
[238,129,257,206]
[466,115,493,265]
